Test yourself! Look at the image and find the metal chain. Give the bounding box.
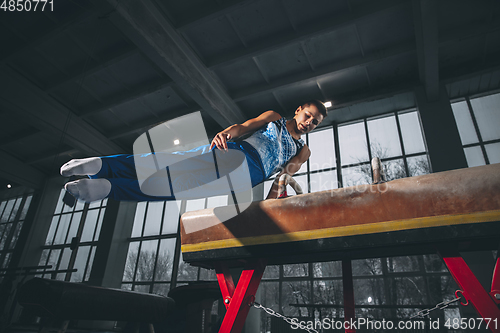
[410,296,462,319]
[252,302,319,333]
[253,291,465,328]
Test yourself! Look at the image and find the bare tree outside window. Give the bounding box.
[123,247,175,289]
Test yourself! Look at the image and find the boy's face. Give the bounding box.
[294,104,324,134]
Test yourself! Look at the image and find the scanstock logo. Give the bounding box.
[133,112,253,233]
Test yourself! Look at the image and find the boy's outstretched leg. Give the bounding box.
[64,178,111,203]
[60,157,102,177]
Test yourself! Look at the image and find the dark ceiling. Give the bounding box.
[0,0,499,193]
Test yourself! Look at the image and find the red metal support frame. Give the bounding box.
[342,259,356,333]
[438,248,500,333]
[216,262,236,310]
[215,259,267,333]
[490,250,500,305]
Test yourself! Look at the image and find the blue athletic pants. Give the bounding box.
[89,142,266,202]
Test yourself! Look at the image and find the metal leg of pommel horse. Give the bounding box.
[342,259,356,333]
[215,259,267,333]
[438,247,500,333]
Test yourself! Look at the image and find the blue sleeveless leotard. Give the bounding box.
[91,117,304,201]
[244,117,305,178]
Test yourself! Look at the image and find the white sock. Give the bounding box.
[64,179,111,203]
[60,157,102,177]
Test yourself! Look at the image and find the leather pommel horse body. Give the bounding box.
[180,164,500,333]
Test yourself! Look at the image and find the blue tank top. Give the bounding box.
[243,118,305,178]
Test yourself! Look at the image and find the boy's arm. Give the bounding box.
[210,110,281,151]
[266,145,311,200]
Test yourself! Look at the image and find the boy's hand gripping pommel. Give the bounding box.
[210,132,231,151]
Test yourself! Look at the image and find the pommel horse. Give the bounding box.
[180,163,500,333]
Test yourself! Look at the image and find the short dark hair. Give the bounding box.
[301,99,328,118]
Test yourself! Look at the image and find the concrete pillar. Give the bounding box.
[458,251,497,332]
[461,251,496,292]
[416,85,494,326]
[88,199,137,288]
[414,85,467,172]
[76,199,136,331]
[12,177,64,269]
[244,286,261,333]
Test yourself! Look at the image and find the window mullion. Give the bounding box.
[170,200,187,290]
[64,203,89,282]
[306,133,311,193]
[395,112,410,177]
[333,122,342,188]
[466,98,490,165]
[150,202,167,292]
[363,118,374,182]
